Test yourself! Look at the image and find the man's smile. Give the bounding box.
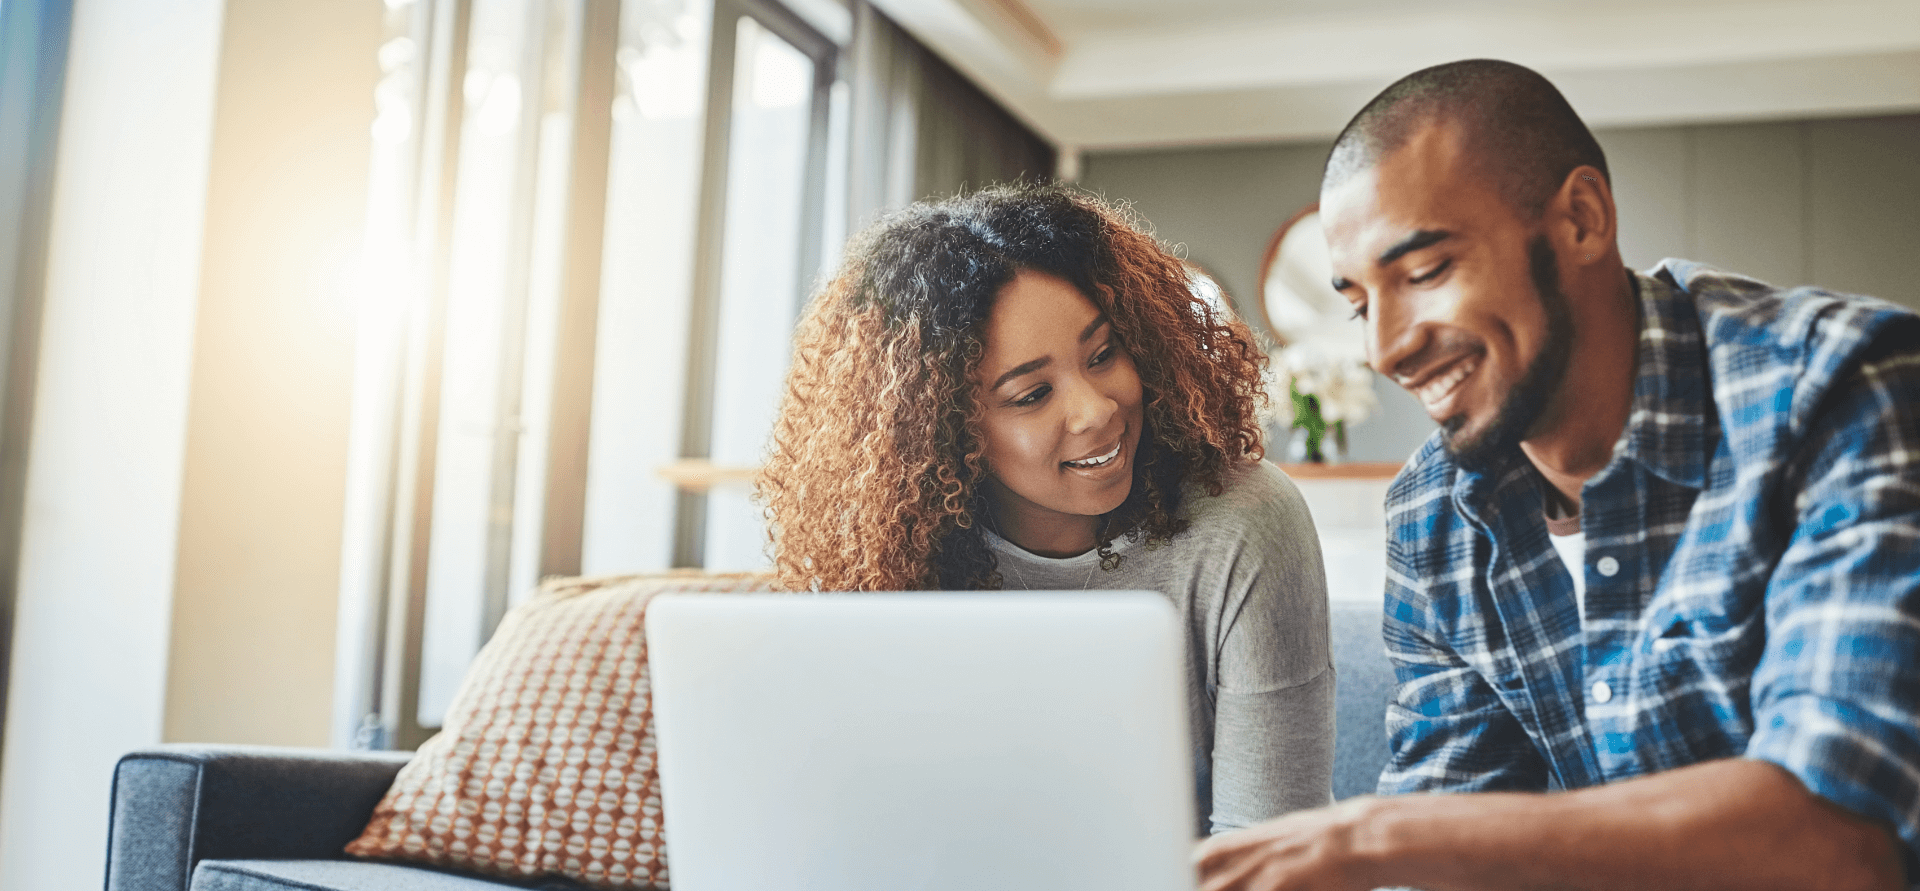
[1398,349,1484,417]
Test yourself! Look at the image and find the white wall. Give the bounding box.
[0,0,380,884]
[0,0,225,885]
[1292,477,1393,604]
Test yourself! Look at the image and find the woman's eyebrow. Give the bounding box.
[1080,314,1110,343]
[988,314,1110,391]
[990,357,1050,392]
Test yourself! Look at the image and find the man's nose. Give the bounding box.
[1366,298,1421,385]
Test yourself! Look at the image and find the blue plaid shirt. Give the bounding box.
[1380,259,1920,875]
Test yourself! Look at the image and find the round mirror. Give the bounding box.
[1257,203,1365,363]
[1257,203,1379,455]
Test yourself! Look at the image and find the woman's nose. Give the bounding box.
[1063,374,1117,435]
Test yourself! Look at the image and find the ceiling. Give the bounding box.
[866,0,1920,152]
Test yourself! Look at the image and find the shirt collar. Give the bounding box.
[1615,267,1714,492]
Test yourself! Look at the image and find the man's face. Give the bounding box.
[1321,124,1574,468]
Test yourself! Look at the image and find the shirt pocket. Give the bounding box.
[1480,657,1542,734]
[1645,592,1763,658]
[1636,596,1765,761]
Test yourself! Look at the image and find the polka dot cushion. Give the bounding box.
[345,571,778,889]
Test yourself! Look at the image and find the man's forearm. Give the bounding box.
[1350,759,1902,891]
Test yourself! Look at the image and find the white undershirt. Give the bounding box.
[1549,528,1587,622]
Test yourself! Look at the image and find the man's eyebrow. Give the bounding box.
[990,357,1050,392]
[1079,314,1110,343]
[1331,230,1454,292]
[1376,229,1452,267]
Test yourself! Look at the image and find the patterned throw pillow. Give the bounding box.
[345,571,778,889]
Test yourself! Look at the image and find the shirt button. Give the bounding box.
[1591,681,1614,704]
[1596,556,1620,577]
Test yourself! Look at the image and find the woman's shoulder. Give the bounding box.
[1175,458,1329,659]
[1181,458,1312,536]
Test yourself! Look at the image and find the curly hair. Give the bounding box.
[757,182,1268,592]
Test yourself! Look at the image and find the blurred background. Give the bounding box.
[0,0,1914,885]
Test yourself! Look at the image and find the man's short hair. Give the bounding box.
[1323,59,1610,219]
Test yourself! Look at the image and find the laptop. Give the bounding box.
[645,591,1198,891]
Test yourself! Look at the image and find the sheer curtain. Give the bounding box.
[843,0,1055,226]
[0,0,73,757]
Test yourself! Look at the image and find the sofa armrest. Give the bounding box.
[105,744,414,891]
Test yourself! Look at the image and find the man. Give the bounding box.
[1195,59,1919,890]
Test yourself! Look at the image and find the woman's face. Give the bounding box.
[973,269,1144,557]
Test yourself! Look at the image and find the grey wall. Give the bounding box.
[1079,114,1920,464]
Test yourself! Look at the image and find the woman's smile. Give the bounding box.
[1063,438,1123,471]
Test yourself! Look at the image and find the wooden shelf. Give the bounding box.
[1276,461,1403,480]
[658,459,757,491]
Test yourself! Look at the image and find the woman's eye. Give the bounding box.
[1410,259,1451,285]
[1012,384,1051,407]
[1090,344,1115,367]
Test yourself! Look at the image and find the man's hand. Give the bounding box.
[1190,760,1904,891]
[1193,797,1382,891]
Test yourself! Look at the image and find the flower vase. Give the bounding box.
[1287,419,1347,464]
[1285,384,1350,464]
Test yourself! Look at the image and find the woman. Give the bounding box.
[759,182,1332,833]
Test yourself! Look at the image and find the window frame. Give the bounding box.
[672,0,838,568]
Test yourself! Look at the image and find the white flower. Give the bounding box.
[1259,363,1295,429]
[1262,343,1378,427]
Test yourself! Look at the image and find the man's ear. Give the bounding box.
[1554,165,1616,267]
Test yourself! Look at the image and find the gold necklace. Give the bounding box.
[992,530,1102,591]
[981,492,1101,590]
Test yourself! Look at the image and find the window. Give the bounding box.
[339,0,843,746]
[678,0,836,572]
[340,0,1051,750]
[578,0,715,577]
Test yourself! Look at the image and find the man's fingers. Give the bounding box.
[1197,846,1269,891]
[1194,807,1362,891]
[1194,826,1256,867]
[1195,825,1300,891]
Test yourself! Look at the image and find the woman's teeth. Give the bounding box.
[1417,356,1480,409]
[1065,443,1121,469]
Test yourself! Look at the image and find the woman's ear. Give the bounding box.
[1555,165,1616,267]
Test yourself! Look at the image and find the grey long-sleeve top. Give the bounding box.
[985,458,1335,835]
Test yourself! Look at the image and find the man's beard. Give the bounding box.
[1442,234,1576,472]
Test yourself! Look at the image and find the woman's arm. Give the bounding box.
[1210,673,1336,831]
[1204,462,1336,832]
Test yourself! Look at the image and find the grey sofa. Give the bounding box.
[104,600,1397,891]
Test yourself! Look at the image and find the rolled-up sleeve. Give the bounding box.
[1746,331,1920,875]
